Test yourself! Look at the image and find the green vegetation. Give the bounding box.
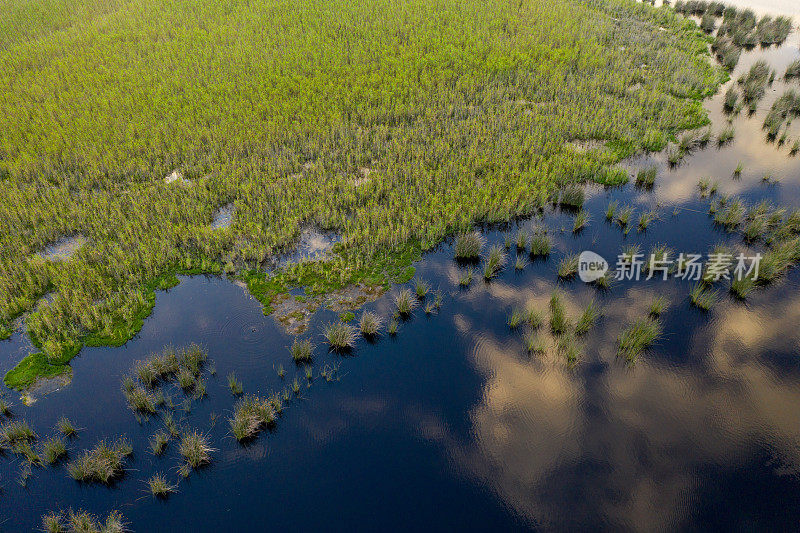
[42,509,126,533]
[147,473,177,498]
[323,321,358,351]
[67,437,133,483]
[482,245,507,280]
[575,301,600,336]
[573,211,590,233]
[508,309,526,330]
[690,283,718,310]
[414,278,431,299]
[635,166,657,188]
[0,0,719,388]
[229,395,276,442]
[529,232,551,257]
[617,317,661,362]
[228,372,243,396]
[359,311,383,337]
[549,292,570,335]
[454,233,485,260]
[150,430,170,455]
[763,90,800,140]
[785,60,800,81]
[40,436,67,465]
[179,431,213,471]
[458,268,474,287]
[56,417,78,438]
[739,60,772,111]
[395,288,418,316]
[557,254,580,280]
[648,296,670,317]
[290,338,314,362]
[723,86,739,113]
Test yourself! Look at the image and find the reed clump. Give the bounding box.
[290,338,313,362]
[359,311,382,337]
[230,395,276,442]
[42,509,126,533]
[67,437,132,483]
[179,431,214,470]
[618,318,662,362]
[147,473,176,498]
[323,321,357,350]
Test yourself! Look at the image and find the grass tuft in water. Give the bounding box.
[230,395,275,442]
[690,284,718,310]
[549,291,569,335]
[227,372,243,395]
[150,430,170,455]
[575,301,600,336]
[635,166,657,188]
[458,267,474,287]
[1,419,36,445]
[394,288,418,316]
[508,309,526,329]
[67,437,132,483]
[648,296,670,317]
[605,200,618,221]
[323,321,358,350]
[557,254,579,280]
[40,436,67,465]
[482,244,507,280]
[42,509,126,533]
[179,431,214,469]
[57,417,78,438]
[454,232,485,260]
[529,232,551,257]
[147,473,176,498]
[523,331,547,355]
[414,278,430,299]
[359,311,382,337]
[290,338,313,362]
[618,318,661,362]
[573,210,589,233]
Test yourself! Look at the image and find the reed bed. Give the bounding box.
[0,0,719,388]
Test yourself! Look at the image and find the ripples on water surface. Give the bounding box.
[3,5,800,532]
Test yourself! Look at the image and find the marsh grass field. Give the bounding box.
[0,0,720,388]
[2,0,800,530]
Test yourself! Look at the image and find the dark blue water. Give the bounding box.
[3,13,800,533]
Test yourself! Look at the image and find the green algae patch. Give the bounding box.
[4,352,71,390]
